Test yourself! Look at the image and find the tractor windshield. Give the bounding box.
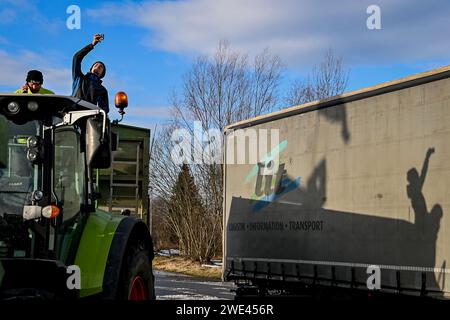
[0,114,42,215]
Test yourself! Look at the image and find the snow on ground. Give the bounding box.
[155,270,235,300]
[157,249,180,256]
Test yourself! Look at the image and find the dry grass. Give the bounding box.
[152,255,222,280]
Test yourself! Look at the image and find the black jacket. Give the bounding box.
[72,44,109,113]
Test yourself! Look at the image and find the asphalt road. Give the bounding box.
[155,270,236,300]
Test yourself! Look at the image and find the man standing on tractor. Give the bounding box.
[72,34,109,113]
[15,70,54,94]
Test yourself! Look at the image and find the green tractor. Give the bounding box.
[0,93,155,300]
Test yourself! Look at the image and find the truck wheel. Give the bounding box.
[121,245,155,300]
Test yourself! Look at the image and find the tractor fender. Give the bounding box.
[74,210,124,298]
[101,216,153,299]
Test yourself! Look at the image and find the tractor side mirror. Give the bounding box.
[86,117,112,169]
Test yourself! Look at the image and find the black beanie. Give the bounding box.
[90,61,106,78]
[26,70,43,83]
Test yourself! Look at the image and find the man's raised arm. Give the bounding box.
[72,43,93,81]
[72,34,104,96]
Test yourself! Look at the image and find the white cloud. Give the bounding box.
[88,0,450,68]
[0,50,71,94]
[0,0,61,33]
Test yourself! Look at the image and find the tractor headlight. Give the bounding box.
[7,101,20,114]
[27,150,38,162]
[27,136,40,148]
[27,101,39,112]
[26,136,44,164]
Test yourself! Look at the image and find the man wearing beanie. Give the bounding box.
[15,70,54,94]
[72,34,109,113]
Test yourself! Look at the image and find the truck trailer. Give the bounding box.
[223,66,450,299]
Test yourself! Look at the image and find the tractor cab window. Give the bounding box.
[0,115,41,215]
[54,128,86,221]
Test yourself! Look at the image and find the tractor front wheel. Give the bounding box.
[120,246,155,300]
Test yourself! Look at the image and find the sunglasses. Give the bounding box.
[29,80,42,85]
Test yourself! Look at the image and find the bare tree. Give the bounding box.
[150,125,180,199]
[285,49,351,142]
[149,124,180,251]
[174,41,282,129]
[151,197,178,251]
[285,49,350,106]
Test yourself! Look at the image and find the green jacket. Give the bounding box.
[15,87,55,94]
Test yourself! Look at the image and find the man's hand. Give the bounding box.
[92,34,104,46]
[21,84,28,93]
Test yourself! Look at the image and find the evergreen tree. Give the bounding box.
[168,164,213,261]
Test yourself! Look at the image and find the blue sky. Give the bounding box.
[1,0,449,129]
